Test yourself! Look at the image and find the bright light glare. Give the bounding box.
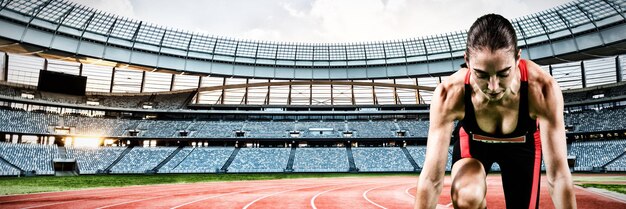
[72,137,102,147]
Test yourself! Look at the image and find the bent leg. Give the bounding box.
[451,158,488,209]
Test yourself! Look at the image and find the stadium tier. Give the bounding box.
[0,0,625,177]
[1,141,625,176]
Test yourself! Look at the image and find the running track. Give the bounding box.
[0,175,624,209]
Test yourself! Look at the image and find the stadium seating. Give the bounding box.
[191,121,244,138]
[110,147,176,174]
[0,84,20,97]
[0,84,191,110]
[0,108,59,134]
[348,121,397,138]
[405,146,428,168]
[293,147,350,172]
[397,120,429,138]
[137,120,193,138]
[0,159,21,176]
[66,146,126,174]
[566,107,626,133]
[568,139,626,171]
[244,121,293,138]
[352,147,414,172]
[0,142,57,175]
[606,152,626,171]
[159,147,234,173]
[228,148,290,173]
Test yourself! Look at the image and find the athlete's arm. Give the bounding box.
[415,74,464,209]
[528,62,577,209]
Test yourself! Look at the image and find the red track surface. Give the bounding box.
[0,175,624,209]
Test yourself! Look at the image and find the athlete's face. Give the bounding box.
[465,48,520,102]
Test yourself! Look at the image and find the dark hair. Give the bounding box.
[466,14,519,60]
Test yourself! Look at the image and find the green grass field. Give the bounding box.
[573,175,626,195]
[1,173,624,196]
[580,184,626,194]
[0,173,413,195]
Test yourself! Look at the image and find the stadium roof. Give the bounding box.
[0,0,625,80]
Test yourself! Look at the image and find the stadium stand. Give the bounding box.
[244,121,293,138]
[292,147,350,172]
[606,151,626,172]
[110,147,177,174]
[397,120,429,137]
[405,146,428,168]
[157,146,195,173]
[0,159,21,176]
[0,142,57,175]
[566,107,626,133]
[352,147,414,172]
[568,139,626,171]
[228,148,290,173]
[191,121,244,138]
[0,108,59,134]
[66,146,127,174]
[349,121,397,138]
[160,147,234,173]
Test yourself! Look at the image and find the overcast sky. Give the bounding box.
[67,0,572,43]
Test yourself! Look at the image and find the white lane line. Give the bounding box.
[404,186,416,199]
[18,184,205,209]
[95,184,243,209]
[170,184,302,209]
[577,185,626,204]
[362,183,410,209]
[0,184,181,204]
[310,183,379,209]
[20,199,83,209]
[241,184,332,209]
[404,185,452,208]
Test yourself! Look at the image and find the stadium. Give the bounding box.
[0,0,625,208]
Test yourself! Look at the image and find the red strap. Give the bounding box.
[464,68,471,85]
[519,59,528,82]
[459,127,472,158]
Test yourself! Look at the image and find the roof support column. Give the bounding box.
[580,61,586,88]
[549,65,554,76]
[350,80,355,105]
[264,83,270,105]
[169,74,175,92]
[109,67,116,93]
[371,80,378,105]
[220,77,226,105]
[393,79,399,105]
[287,80,292,105]
[140,71,146,93]
[616,56,623,82]
[195,76,203,104]
[330,83,334,106]
[243,79,249,105]
[415,77,421,104]
[2,53,8,81]
[79,63,83,76]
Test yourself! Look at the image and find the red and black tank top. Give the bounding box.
[461,59,538,142]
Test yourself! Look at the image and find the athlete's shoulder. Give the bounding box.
[431,68,466,119]
[524,59,554,86]
[524,59,563,118]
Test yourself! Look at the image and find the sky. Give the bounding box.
[66,0,572,43]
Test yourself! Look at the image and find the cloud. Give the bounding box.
[67,0,571,43]
[68,0,135,19]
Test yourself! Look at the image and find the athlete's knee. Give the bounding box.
[451,159,487,209]
[451,182,486,208]
[452,188,485,209]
